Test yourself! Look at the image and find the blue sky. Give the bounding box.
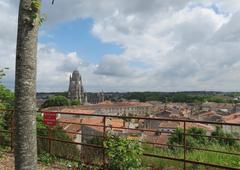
[40,18,124,64]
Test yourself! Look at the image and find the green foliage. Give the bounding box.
[0,68,14,110]
[187,127,207,144]
[168,128,184,146]
[0,67,9,82]
[104,133,143,170]
[143,143,240,169]
[211,126,238,147]
[0,114,10,146]
[71,99,81,106]
[38,151,56,165]
[32,0,41,10]
[168,126,239,149]
[125,92,233,103]
[37,115,80,161]
[30,0,48,26]
[89,136,103,145]
[42,95,70,108]
[39,13,47,26]
[30,0,41,23]
[0,69,14,147]
[168,127,207,149]
[0,85,14,109]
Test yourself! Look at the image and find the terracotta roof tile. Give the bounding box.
[223,112,240,124]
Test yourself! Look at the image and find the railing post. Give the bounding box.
[184,121,186,170]
[102,116,106,170]
[48,127,51,154]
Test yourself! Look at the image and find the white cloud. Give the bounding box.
[1,0,240,92]
[95,55,143,77]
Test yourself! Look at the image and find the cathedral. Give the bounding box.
[68,70,104,104]
[68,70,86,103]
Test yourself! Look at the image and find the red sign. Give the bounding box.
[43,112,56,126]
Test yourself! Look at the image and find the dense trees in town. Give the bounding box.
[42,95,70,108]
[42,95,84,108]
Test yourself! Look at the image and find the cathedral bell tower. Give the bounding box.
[68,70,85,104]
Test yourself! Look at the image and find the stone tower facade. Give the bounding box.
[68,70,85,103]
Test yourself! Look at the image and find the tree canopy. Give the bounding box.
[42,95,70,108]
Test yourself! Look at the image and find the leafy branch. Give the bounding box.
[0,68,9,81]
[30,0,54,26]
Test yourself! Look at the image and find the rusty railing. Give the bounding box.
[0,109,240,170]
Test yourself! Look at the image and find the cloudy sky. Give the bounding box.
[1,0,240,92]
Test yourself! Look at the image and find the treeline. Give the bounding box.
[124,92,235,103]
[39,91,238,105]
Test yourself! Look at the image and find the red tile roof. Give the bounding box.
[57,117,125,137]
[42,107,96,115]
[222,112,240,124]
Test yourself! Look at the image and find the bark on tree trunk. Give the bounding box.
[15,0,40,169]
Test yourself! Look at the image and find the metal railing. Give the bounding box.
[0,109,240,170]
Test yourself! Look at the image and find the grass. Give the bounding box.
[141,143,240,170]
[1,142,239,170]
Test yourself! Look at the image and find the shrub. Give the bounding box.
[38,151,56,165]
[104,133,143,170]
[36,115,80,161]
[71,99,81,106]
[0,85,14,109]
[168,128,184,146]
[187,127,207,144]
[168,127,207,150]
[0,114,10,146]
[211,126,238,147]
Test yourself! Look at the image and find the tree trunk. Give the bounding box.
[15,0,40,169]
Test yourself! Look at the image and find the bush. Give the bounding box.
[211,126,238,147]
[104,133,143,170]
[187,127,207,144]
[38,151,56,165]
[71,99,81,106]
[0,114,10,146]
[37,115,80,161]
[168,127,207,149]
[0,85,14,109]
[168,128,184,146]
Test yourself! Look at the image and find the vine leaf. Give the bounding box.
[32,0,41,11]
